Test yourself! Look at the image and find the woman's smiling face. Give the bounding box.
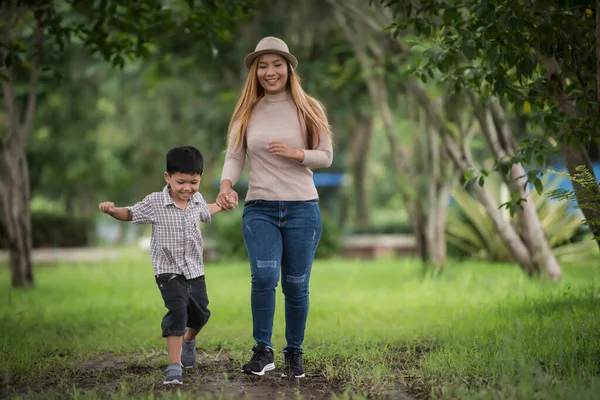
[256,54,288,95]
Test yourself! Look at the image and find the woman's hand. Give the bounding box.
[269,141,304,162]
[216,182,238,210]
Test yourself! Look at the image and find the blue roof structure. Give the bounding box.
[214,172,345,188]
[312,173,345,187]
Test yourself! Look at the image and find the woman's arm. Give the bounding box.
[220,150,245,188]
[299,132,333,169]
[269,130,333,169]
[218,123,245,209]
[221,121,246,186]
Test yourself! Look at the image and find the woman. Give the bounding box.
[216,36,333,378]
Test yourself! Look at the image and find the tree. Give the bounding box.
[0,0,257,288]
[328,0,455,271]
[333,0,563,277]
[380,0,600,249]
[402,51,563,278]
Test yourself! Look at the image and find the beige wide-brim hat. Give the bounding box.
[244,36,298,69]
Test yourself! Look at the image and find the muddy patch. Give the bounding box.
[1,351,418,399]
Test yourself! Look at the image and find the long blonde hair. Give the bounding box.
[227,58,333,151]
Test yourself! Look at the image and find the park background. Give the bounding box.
[1,1,600,399]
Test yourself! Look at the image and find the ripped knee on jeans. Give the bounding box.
[285,274,306,284]
[282,272,309,298]
[257,260,278,269]
[251,259,280,289]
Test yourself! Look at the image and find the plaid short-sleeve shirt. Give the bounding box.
[127,185,211,279]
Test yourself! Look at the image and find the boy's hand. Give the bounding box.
[98,202,116,215]
[217,187,238,210]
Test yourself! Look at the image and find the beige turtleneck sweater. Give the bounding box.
[220,91,333,201]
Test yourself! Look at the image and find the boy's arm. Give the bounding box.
[207,203,223,216]
[108,208,132,221]
[98,202,132,221]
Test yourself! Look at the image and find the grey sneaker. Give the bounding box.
[163,363,183,385]
[181,337,196,368]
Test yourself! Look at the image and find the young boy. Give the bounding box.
[98,146,225,385]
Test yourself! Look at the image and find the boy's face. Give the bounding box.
[164,172,201,203]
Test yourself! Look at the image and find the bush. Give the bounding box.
[446,175,597,262]
[315,212,341,259]
[206,207,341,261]
[205,209,247,261]
[348,221,412,235]
[0,211,91,249]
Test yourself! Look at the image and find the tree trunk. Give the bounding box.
[0,7,41,288]
[596,0,600,118]
[424,117,451,272]
[542,55,600,249]
[337,188,351,229]
[444,135,540,276]
[1,137,34,287]
[331,2,423,257]
[564,146,600,247]
[406,78,540,275]
[336,117,374,230]
[509,163,562,279]
[349,118,373,226]
[427,182,451,270]
[409,200,428,263]
[332,0,454,267]
[477,98,562,279]
[439,120,540,277]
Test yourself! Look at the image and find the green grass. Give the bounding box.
[1,251,600,399]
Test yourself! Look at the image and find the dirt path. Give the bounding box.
[1,351,417,399]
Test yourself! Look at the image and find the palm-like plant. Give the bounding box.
[447,174,596,263]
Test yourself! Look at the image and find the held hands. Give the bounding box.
[98,202,116,215]
[216,189,238,211]
[215,141,302,212]
[269,141,304,162]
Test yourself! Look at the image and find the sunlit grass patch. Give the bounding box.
[1,251,599,399]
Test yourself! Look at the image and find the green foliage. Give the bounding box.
[383,0,596,122]
[27,0,363,210]
[3,0,258,74]
[18,0,262,213]
[447,175,596,262]
[0,211,90,249]
[1,257,599,398]
[380,0,599,231]
[548,165,600,239]
[315,213,342,259]
[205,209,247,261]
[10,0,377,239]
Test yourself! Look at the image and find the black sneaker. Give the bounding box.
[242,343,275,376]
[282,348,305,378]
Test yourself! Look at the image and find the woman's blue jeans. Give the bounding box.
[241,199,322,350]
